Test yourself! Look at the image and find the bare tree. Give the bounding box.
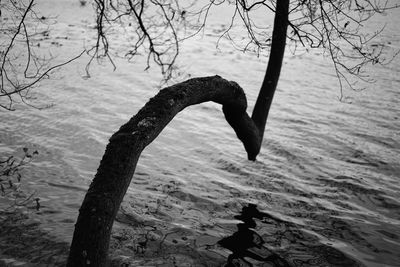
[3,1,396,110]
[90,0,399,92]
[286,0,400,98]
[2,0,398,266]
[0,0,84,110]
[66,1,399,266]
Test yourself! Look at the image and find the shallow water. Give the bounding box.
[1,1,400,266]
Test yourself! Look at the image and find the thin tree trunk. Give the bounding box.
[251,0,289,148]
[67,76,259,266]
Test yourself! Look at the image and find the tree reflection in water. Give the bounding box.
[218,203,362,267]
[218,204,290,266]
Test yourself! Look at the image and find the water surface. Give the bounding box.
[0,1,399,266]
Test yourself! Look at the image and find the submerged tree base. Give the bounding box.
[67,75,264,266]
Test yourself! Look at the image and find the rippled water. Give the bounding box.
[1,1,400,266]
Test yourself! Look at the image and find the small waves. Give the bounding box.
[1,1,400,266]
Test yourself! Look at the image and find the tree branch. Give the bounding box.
[67,75,261,266]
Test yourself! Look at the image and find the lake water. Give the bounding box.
[0,1,399,266]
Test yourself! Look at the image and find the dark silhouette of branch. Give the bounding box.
[0,0,85,110]
[0,148,38,209]
[2,0,398,108]
[90,0,185,79]
[286,0,400,96]
[251,0,289,144]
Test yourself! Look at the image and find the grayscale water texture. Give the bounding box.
[0,1,399,266]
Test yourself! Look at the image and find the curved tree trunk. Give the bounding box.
[67,76,260,266]
[251,0,289,148]
[68,2,289,265]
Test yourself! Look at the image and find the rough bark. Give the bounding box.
[68,2,290,265]
[251,0,289,146]
[67,76,260,266]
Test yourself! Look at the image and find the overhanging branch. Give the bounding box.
[67,75,261,266]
